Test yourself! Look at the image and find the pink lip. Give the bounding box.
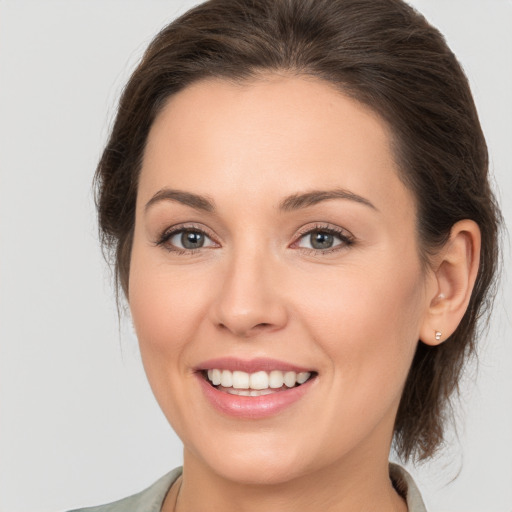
[195,357,317,419]
[195,372,317,420]
[196,357,313,373]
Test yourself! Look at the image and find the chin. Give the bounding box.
[211,454,311,486]
[184,429,327,486]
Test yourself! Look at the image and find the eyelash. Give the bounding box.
[155,223,355,255]
[154,223,217,255]
[292,224,355,255]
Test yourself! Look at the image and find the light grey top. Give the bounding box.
[69,464,427,512]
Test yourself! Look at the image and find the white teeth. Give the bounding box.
[232,370,250,389]
[225,388,275,396]
[284,371,297,387]
[226,388,251,396]
[220,370,233,387]
[297,372,310,384]
[206,369,312,390]
[210,369,221,386]
[249,371,269,390]
[250,389,273,396]
[269,370,284,388]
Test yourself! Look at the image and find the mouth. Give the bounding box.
[201,368,317,396]
[195,357,318,418]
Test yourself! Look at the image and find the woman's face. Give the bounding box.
[129,75,435,484]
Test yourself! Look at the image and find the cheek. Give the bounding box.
[296,252,425,394]
[127,248,221,436]
[128,247,211,370]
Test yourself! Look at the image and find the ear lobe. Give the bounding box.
[419,220,481,346]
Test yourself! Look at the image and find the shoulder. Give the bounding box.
[68,467,182,512]
[389,463,428,512]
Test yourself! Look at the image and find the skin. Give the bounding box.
[128,74,480,512]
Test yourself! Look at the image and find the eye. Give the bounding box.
[300,231,339,250]
[294,226,354,253]
[170,230,210,249]
[156,226,218,253]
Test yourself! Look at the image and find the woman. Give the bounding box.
[71,0,501,510]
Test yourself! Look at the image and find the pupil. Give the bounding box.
[311,231,333,249]
[181,231,204,249]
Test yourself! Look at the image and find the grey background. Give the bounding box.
[0,1,510,511]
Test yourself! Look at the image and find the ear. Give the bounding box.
[419,220,481,346]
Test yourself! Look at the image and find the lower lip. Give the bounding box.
[196,373,316,419]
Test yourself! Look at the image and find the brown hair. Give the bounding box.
[95,0,501,462]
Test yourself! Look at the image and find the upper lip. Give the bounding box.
[195,357,314,374]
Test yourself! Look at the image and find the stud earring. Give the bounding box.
[435,331,442,341]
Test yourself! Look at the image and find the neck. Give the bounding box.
[165,448,407,512]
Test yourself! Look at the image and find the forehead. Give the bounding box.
[139,74,414,217]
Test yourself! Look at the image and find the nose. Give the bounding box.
[210,249,289,338]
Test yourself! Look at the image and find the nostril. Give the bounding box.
[216,321,276,337]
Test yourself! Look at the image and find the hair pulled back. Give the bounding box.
[95,0,501,462]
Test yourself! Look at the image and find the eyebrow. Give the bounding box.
[145,188,215,213]
[144,187,377,213]
[279,189,378,212]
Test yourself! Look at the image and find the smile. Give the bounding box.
[205,369,313,396]
[196,359,317,418]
